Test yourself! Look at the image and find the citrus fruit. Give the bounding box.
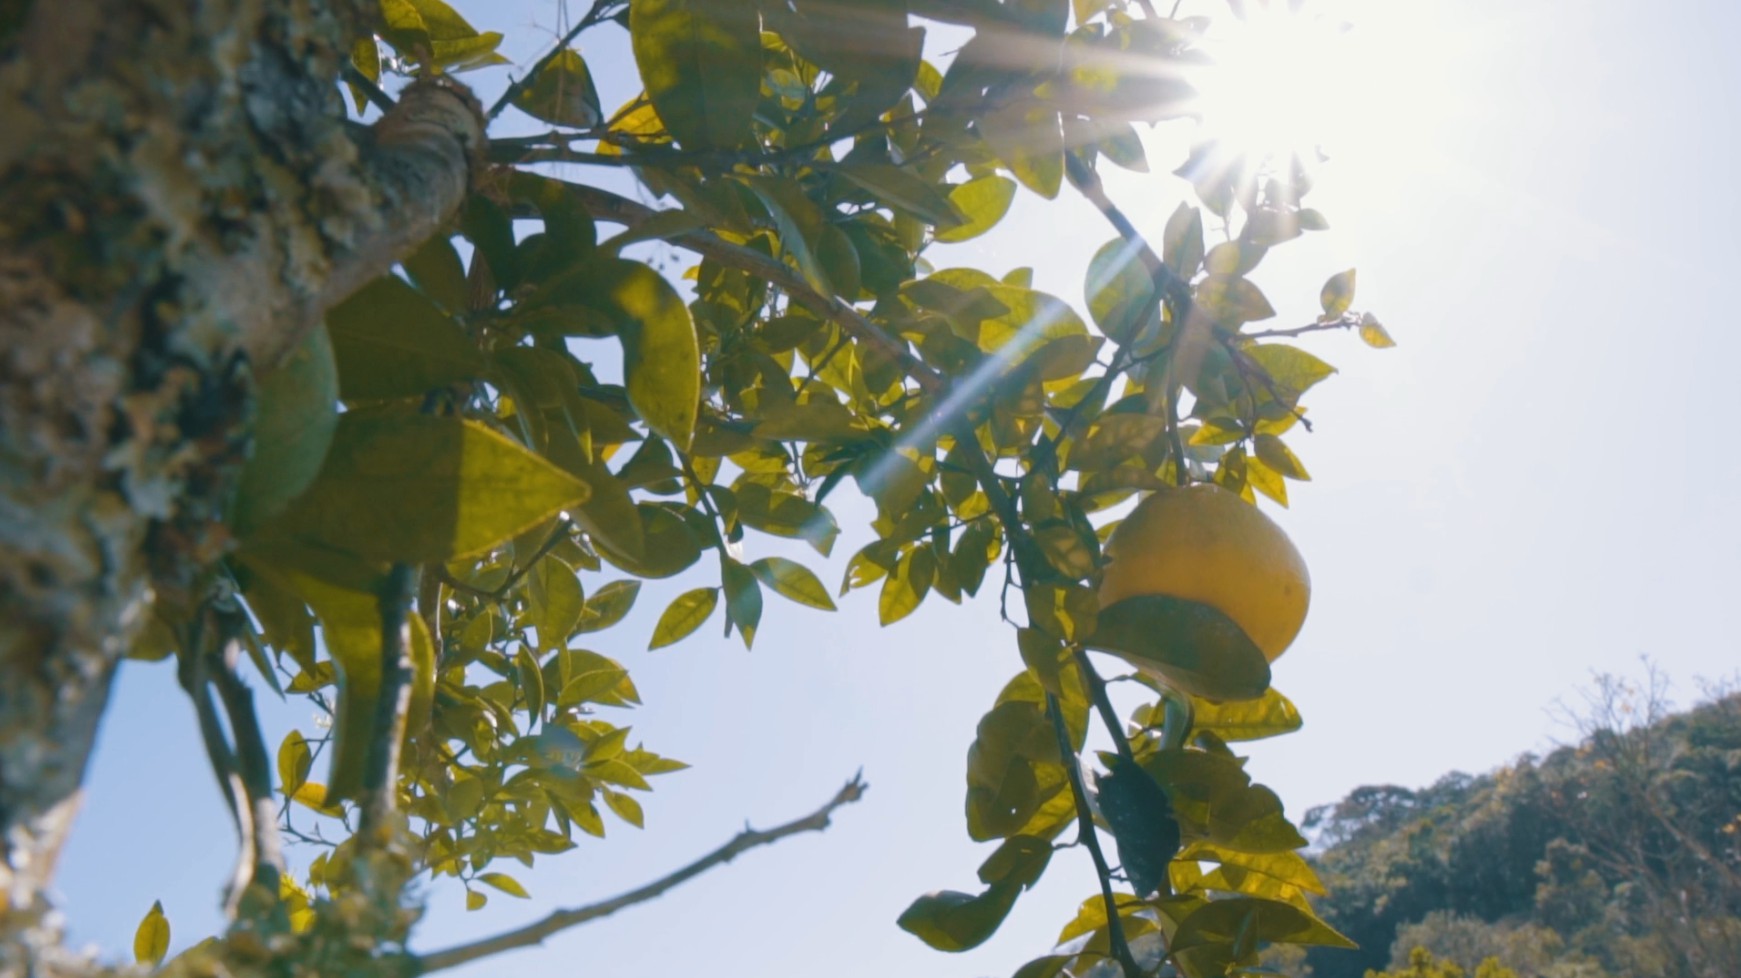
[1098,483,1309,662]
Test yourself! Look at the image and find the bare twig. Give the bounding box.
[416,774,870,973]
[487,0,621,122]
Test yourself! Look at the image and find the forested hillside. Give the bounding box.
[1292,674,1741,978]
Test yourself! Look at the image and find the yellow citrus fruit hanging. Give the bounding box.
[1098,483,1310,662]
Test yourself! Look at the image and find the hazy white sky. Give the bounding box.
[58,2,1741,976]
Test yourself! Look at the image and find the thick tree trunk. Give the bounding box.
[0,0,480,960]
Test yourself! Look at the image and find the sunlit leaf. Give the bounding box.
[650,587,719,650]
[326,275,482,401]
[1320,268,1356,318]
[1358,311,1396,348]
[477,872,530,899]
[133,901,169,966]
[513,48,603,127]
[935,175,1017,243]
[630,0,760,151]
[1088,594,1271,701]
[750,557,837,611]
[266,414,590,563]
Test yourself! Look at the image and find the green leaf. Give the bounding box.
[134,901,170,966]
[1170,896,1356,953]
[596,503,703,578]
[1084,237,1154,346]
[896,882,1022,952]
[835,163,966,229]
[935,175,1017,243]
[1320,267,1356,317]
[326,275,482,401]
[1358,311,1396,348]
[747,176,833,295]
[878,545,934,625]
[528,556,586,648]
[1010,955,1074,978]
[721,557,763,648]
[750,557,837,611]
[513,48,603,127]
[979,102,1064,199]
[1188,688,1303,742]
[267,414,591,563]
[650,587,718,649]
[603,788,645,828]
[402,234,470,312]
[580,259,700,449]
[630,0,761,151]
[277,730,314,798]
[1087,594,1271,702]
[515,645,546,723]
[1162,202,1205,278]
[466,889,487,911]
[576,580,642,633]
[230,325,339,537]
[1248,344,1337,399]
[477,872,530,899]
[1097,757,1180,898]
[1254,433,1310,481]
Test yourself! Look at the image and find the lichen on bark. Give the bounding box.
[0,0,482,963]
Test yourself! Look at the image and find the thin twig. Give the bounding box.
[1047,694,1143,978]
[1073,649,1135,764]
[416,774,869,973]
[487,0,620,122]
[1243,315,1356,340]
[343,63,397,114]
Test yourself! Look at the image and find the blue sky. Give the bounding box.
[55,2,1741,976]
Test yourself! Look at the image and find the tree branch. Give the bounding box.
[552,179,947,397]
[415,774,869,974]
[360,561,419,840]
[1047,694,1143,978]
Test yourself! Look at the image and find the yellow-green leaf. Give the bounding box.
[979,102,1064,199]
[466,889,487,911]
[603,788,645,828]
[1319,268,1356,318]
[750,556,836,611]
[513,48,603,127]
[277,730,313,797]
[649,587,719,649]
[326,275,483,402]
[1187,688,1303,742]
[478,872,530,898]
[230,325,339,537]
[935,175,1017,243]
[1254,433,1310,481]
[836,163,966,229]
[268,413,590,563]
[630,0,761,151]
[1358,311,1396,348]
[134,901,170,966]
[721,557,763,649]
[528,556,586,648]
[580,259,700,448]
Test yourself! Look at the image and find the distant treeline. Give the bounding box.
[1289,672,1741,978]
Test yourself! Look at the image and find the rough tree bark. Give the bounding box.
[0,0,481,962]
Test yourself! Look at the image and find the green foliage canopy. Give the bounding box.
[136,1,1398,976]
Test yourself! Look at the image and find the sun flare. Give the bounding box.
[1188,0,1456,172]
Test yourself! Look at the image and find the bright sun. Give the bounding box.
[1188,0,1455,172]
